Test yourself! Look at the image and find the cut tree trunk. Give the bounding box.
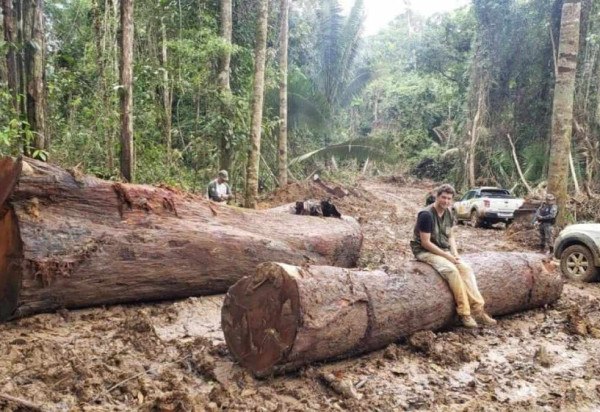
[0,157,362,320]
[222,253,562,377]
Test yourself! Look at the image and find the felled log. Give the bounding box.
[0,157,362,320]
[222,253,562,377]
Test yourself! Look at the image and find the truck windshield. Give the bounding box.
[480,190,513,198]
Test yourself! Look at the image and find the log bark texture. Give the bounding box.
[0,157,362,320]
[222,253,562,377]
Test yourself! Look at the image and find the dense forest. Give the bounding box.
[1,0,599,220]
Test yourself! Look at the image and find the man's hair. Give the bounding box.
[436,184,456,197]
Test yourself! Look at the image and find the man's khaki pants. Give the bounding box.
[416,252,485,316]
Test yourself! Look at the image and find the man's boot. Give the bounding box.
[474,311,497,326]
[459,315,478,328]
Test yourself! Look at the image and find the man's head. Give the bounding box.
[435,184,456,210]
[217,170,229,183]
[545,193,556,203]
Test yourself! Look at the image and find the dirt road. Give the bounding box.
[1,178,599,411]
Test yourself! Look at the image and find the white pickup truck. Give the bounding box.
[452,187,524,228]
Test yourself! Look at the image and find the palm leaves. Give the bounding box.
[288,137,391,166]
[316,0,366,108]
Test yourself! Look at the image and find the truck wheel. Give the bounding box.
[560,245,599,282]
[451,209,462,225]
[470,210,482,228]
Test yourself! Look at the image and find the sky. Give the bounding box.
[340,0,471,36]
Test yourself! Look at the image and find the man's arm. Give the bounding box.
[419,231,459,264]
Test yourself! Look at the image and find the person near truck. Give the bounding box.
[410,184,497,328]
[207,170,232,203]
[535,193,558,254]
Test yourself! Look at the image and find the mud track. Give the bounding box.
[0,178,599,411]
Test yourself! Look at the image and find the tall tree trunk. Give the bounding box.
[15,0,25,119]
[2,0,19,112]
[22,0,45,150]
[218,0,233,171]
[119,0,134,182]
[548,2,582,225]
[106,0,118,171]
[92,0,115,173]
[468,89,484,187]
[158,17,172,167]
[277,0,289,187]
[463,39,489,189]
[244,0,268,208]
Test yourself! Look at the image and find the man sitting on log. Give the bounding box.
[207,170,232,203]
[410,184,497,328]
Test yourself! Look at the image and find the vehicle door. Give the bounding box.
[455,191,475,218]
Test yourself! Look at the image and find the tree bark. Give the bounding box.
[0,157,362,321]
[548,2,581,225]
[119,0,134,182]
[244,0,269,208]
[218,0,233,171]
[277,0,289,187]
[158,17,172,167]
[22,0,45,150]
[222,254,562,377]
[2,0,19,112]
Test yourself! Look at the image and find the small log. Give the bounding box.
[221,253,562,377]
[0,157,362,320]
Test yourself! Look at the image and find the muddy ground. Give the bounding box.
[1,178,600,411]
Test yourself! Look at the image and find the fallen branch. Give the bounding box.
[506,134,533,193]
[0,393,43,412]
[569,150,581,196]
[584,181,599,199]
[92,354,191,403]
[319,372,363,400]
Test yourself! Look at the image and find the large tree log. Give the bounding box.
[222,253,562,377]
[0,157,362,320]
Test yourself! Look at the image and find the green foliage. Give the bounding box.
[14,0,600,197]
[289,137,390,166]
[0,88,21,155]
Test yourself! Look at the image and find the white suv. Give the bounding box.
[554,224,600,282]
[453,187,524,228]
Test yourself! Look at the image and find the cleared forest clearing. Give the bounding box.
[0,177,598,411]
